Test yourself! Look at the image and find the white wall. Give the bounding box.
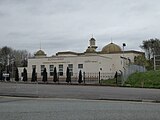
[26,55,113,79]
[18,51,143,80]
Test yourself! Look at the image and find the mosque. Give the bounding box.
[18,37,144,81]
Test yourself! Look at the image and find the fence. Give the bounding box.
[123,64,146,84]
[17,72,115,84]
[154,55,160,70]
[1,65,146,85]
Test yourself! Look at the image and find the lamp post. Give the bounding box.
[122,43,126,85]
[122,43,126,68]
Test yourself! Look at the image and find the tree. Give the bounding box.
[53,67,58,83]
[31,68,37,82]
[13,49,30,67]
[0,46,32,69]
[0,46,12,67]
[42,68,47,82]
[78,70,83,84]
[66,67,71,83]
[140,38,160,60]
[22,68,28,82]
[0,46,12,73]
[134,55,148,66]
[140,38,160,70]
[15,67,19,82]
[0,46,31,81]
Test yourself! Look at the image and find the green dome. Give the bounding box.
[101,43,122,54]
[34,50,46,56]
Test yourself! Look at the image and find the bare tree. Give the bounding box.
[0,46,32,70]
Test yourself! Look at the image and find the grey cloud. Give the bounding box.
[1,0,160,55]
[0,11,7,16]
[7,32,30,38]
[0,0,84,16]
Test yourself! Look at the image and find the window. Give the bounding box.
[68,64,73,76]
[32,65,36,69]
[50,65,54,76]
[78,64,83,69]
[41,65,45,76]
[59,64,63,76]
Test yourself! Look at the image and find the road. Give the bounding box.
[0,96,159,120]
[0,82,160,101]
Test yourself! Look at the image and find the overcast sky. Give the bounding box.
[0,0,160,55]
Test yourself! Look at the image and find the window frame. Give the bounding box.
[78,64,83,69]
[49,65,54,76]
[68,64,73,76]
[59,64,63,76]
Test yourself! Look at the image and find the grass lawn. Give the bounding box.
[125,70,160,88]
[101,78,121,86]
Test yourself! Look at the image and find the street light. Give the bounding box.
[123,43,126,52]
[122,43,126,68]
[122,43,126,86]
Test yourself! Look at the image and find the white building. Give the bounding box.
[18,37,144,81]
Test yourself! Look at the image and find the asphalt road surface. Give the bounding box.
[0,96,159,120]
[0,82,160,102]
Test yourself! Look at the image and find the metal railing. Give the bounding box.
[0,72,115,85]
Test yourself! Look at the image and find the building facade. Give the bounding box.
[18,37,144,81]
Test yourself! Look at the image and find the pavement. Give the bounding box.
[0,96,160,120]
[0,82,160,103]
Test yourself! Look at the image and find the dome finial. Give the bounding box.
[40,40,42,50]
[111,37,113,43]
[91,34,93,38]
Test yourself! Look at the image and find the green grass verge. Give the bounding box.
[101,79,116,85]
[125,70,160,88]
[101,78,121,86]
